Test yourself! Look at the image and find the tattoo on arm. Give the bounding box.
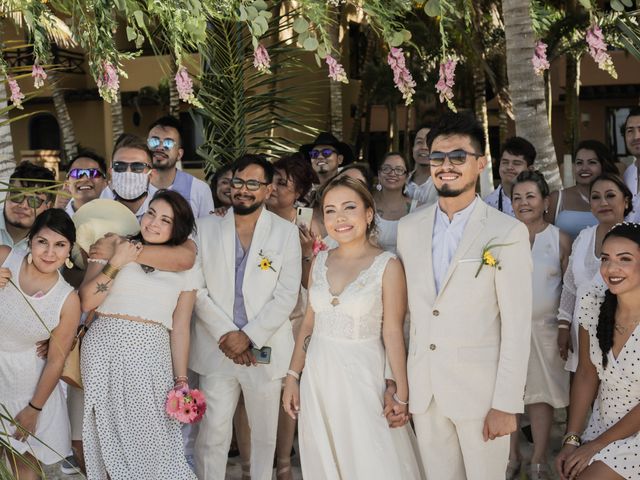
[303,335,311,352]
[95,282,110,294]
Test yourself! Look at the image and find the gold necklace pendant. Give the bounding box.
[615,323,627,335]
[331,297,340,307]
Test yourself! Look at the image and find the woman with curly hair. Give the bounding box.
[556,222,640,480]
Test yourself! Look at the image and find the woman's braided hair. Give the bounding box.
[596,222,640,368]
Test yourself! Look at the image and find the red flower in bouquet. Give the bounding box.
[166,387,207,424]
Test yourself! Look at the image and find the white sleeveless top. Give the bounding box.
[96,262,198,329]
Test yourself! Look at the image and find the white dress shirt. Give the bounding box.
[432,197,478,293]
[483,185,514,217]
[623,162,640,222]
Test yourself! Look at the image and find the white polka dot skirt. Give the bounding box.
[81,315,196,479]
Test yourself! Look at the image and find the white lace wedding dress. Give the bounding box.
[298,250,424,480]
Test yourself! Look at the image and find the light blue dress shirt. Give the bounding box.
[233,233,250,329]
[432,197,478,294]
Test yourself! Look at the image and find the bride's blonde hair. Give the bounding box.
[320,176,377,237]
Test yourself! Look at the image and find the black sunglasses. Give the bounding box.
[68,168,105,179]
[428,150,481,167]
[112,161,151,173]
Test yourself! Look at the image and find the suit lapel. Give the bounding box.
[243,208,271,291]
[437,200,487,297]
[420,207,438,305]
[221,211,236,281]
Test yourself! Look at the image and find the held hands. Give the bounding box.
[557,441,603,480]
[109,237,142,268]
[12,405,39,442]
[557,327,573,362]
[382,381,410,428]
[282,375,300,420]
[0,267,11,288]
[89,233,120,260]
[482,409,516,441]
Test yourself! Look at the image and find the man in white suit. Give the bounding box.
[397,112,532,479]
[190,155,301,480]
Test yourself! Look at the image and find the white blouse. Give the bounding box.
[96,262,197,330]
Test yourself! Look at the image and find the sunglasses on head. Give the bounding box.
[147,137,176,150]
[112,161,151,173]
[68,168,105,180]
[310,148,337,159]
[230,177,269,191]
[428,150,481,167]
[9,194,47,209]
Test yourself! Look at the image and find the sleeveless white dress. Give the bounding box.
[0,249,74,464]
[299,250,424,480]
[577,285,640,477]
[524,225,570,407]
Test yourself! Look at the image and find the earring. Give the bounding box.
[65,257,74,269]
[375,183,382,192]
[544,209,548,215]
[27,252,33,264]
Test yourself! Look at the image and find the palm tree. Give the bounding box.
[328,5,344,137]
[0,82,15,194]
[49,71,78,162]
[502,0,562,190]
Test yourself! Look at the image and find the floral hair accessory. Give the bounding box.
[166,387,207,424]
[475,238,516,278]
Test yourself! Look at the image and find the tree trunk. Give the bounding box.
[404,104,412,162]
[473,58,495,196]
[328,6,343,137]
[169,61,180,118]
[503,0,561,191]
[350,26,377,159]
[388,103,399,152]
[0,82,15,200]
[49,72,78,163]
[362,102,372,161]
[110,93,124,141]
[564,52,580,158]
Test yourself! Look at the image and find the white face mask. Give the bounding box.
[111,171,149,200]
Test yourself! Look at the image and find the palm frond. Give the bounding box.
[195,3,323,173]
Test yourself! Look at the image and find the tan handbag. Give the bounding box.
[61,311,95,389]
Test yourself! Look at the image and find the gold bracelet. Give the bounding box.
[101,263,120,280]
[562,433,581,447]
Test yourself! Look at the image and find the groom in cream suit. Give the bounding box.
[190,155,301,480]
[397,112,532,479]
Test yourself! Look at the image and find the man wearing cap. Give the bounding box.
[300,131,354,190]
[1,162,54,253]
[147,116,214,218]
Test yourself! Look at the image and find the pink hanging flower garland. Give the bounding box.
[586,24,617,79]
[32,64,47,89]
[531,41,550,76]
[325,55,348,83]
[96,61,120,103]
[175,65,202,108]
[253,43,271,74]
[7,76,25,109]
[387,47,416,106]
[435,57,457,110]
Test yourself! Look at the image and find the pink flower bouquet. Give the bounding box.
[166,387,207,424]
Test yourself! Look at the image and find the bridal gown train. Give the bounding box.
[299,250,424,480]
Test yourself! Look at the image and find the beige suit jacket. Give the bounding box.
[397,200,532,420]
[189,208,302,380]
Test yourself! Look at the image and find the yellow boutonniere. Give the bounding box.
[475,238,516,278]
[258,250,276,272]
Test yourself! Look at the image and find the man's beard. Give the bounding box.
[3,209,32,230]
[435,179,477,198]
[152,153,177,171]
[234,200,263,216]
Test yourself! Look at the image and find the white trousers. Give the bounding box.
[413,399,509,480]
[195,362,282,480]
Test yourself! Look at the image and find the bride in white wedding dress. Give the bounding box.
[282,176,424,480]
